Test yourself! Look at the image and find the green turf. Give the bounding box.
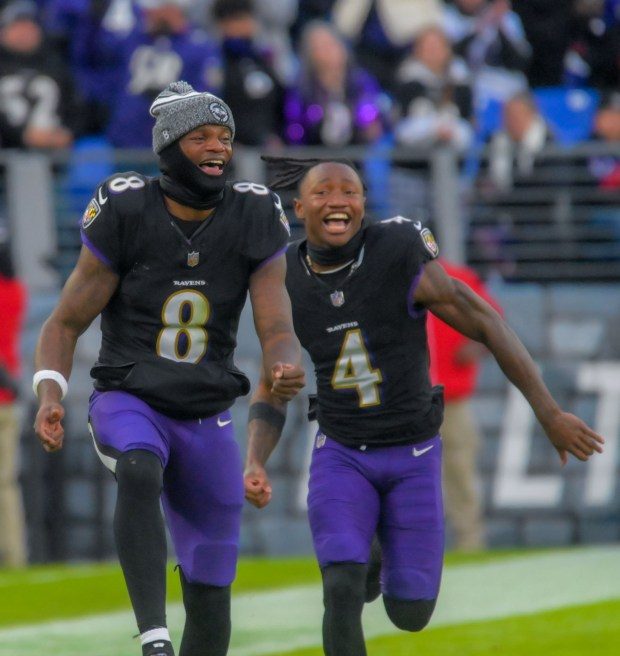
[1,548,618,656]
[0,547,576,628]
[0,557,322,627]
[270,598,620,656]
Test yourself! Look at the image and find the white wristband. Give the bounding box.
[33,370,68,400]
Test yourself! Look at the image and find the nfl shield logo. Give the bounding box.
[316,432,326,448]
[187,251,200,267]
[330,290,345,307]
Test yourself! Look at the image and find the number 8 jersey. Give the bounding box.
[81,172,290,419]
[285,218,444,447]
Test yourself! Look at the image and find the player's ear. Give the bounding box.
[293,197,305,221]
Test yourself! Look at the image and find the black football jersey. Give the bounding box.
[81,173,290,419]
[286,217,444,446]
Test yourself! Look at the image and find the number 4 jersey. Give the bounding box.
[286,218,444,447]
[81,172,290,419]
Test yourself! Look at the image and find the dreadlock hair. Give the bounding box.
[261,155,365,192]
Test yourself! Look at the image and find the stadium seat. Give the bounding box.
[62,135,115,212]
[474,97,504,143]
[533,87,601,146]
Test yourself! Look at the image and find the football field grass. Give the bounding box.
[0,545,618,655]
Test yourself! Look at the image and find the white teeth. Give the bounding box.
[325,213,349,220]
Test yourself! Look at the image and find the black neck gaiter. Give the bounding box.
[306,222,366,266]
[158,141,229,210]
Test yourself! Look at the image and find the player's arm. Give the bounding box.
[414,260,604,464]
[244,373,288,509]
[248,254,305,401]
[34,246,119,452]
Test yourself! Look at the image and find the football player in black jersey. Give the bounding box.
[244,157,604,656]
[32,83,304,656]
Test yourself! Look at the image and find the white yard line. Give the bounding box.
[0,546,618,656]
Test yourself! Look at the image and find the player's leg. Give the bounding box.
[365,534,382,603]
[441,400,485,550]
[380,435,444,632]
[160,410,243,656]
[88,391,174,656]
[178,568,231,656]
[308,433,380,656]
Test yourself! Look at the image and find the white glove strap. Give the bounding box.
[33,370,68,400]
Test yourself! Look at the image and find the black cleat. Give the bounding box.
[142,639,175,656]
[365,536,382,603]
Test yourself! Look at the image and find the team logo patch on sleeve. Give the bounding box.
[82,198,101,229]
[420,228,439,257]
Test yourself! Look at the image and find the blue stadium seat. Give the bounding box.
[533,87,600,146]
[474,97,504,143]
[62,135,115,211]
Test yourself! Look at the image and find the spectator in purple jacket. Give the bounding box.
[46,0,138,136]
[73,0,221,148]
[283,20,391,147]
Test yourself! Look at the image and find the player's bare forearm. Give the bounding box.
[245,378,287,469]
[417,262,604,461]
[33,247,119,452]
[244,378,288,508]
[417,262,560,424]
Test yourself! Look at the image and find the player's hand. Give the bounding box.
[244,464,272,508]
[34,403,65,453]
[270,362,305,402]
[543,411,604,465]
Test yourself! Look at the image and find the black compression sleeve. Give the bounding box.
[248,402,286,433]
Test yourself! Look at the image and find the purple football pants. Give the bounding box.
[308,432,444,600]
[88,390,243,586]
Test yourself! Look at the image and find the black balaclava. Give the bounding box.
[158,141,230,210]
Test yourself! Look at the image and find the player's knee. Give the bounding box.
[322,563,367,607]
[383,596,437,632]
[180,568,231,618]
[115,450,162,500]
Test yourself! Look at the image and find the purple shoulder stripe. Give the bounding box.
[254,245,288,272]
[81,231,114,270]
[407,266,426,318]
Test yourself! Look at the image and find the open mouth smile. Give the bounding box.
[322,212,352,234]
[199,159,225,176]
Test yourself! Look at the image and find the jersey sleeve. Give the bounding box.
[243,188,291,272]
[80,173,145,272]
[411,222,439,267]
[406,221,439,316]
[376,216,439,316]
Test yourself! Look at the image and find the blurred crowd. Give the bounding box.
[0,0,618,172]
